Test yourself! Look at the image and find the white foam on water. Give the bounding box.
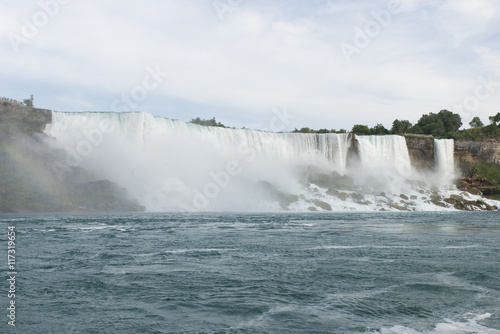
[366,313,500,334]
[163,248,236,254]
[43,112,500,212]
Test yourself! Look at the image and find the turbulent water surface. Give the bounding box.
[1,212,499,333]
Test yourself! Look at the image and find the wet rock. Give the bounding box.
[314,200,332,211]
[475,200,486,206]
[485,205,496,211]
[257,181,298,209]
[443,198,456,204]
[390,204,410,211]
[326,188,339,196]
[430,192,442,200]
[465,187,482,195]
[307,206,317,211]
[308,171,356,192]
[430,198,446,207]
[281,194,299,208]
[336,192,349,201]
[454,201,467,210]
[351,193,364,201]
[335,175,356,190]
[410,195,418,200]
[399,194,409,200]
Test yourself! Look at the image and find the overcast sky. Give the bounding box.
[1,0,500,131]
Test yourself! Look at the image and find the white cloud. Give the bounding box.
[1,0,500,130]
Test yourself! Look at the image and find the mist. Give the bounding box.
[41,111,488,212]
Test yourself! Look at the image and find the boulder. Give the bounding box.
[314,200,332,211]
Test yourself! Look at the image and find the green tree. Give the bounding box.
[23,94,34,108]
[413,109,462,137]
[351,124,371,135]
[370,123,389,135]
[438,109,462,134]
[469,117,484,128]
[489,112,500,125]
[190,117,227,128]
[390,119,412,134]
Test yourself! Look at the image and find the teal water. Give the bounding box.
[1,212,499,333]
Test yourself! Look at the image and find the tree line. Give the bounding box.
[190,110,500,140]
[190,117,227,128]
[388,110,500,139]
[296,110,500,139]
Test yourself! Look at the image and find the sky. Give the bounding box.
[1,0,500,131]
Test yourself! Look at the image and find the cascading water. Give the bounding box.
[356,135,412,177]
[43,111,499,211]
[44,112,351,211]
[434,138,455,181]
[353,135,414,196]
[45,112,350,166]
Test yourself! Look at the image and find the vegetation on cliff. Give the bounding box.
[189,110,500,141]
[359,110,500,140]
[459,162,500,200]
[454,123,500,140]
[190,117,227,128]
[1,100,51,136]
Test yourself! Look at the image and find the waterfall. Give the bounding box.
[356,135,412,177]
[434,139,455,179]
[42,111,479,212]
[44,112,352,211]
[45,111,350,169]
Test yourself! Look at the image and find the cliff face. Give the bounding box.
[454,139,500,164]
[0,101,144,213]
[454,139,500,200]
[404,135,435,170]
[0,100,52,137]
[403,135,500,169]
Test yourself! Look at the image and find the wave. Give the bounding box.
[366,313,500,334]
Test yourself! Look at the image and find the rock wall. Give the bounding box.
[403,135,500,170]
[404,135,435,170]
[0,101,145,213]
[454,139,500,164]
[0,100,52,137]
